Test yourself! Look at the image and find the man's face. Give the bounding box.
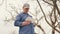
[23,7,29,13]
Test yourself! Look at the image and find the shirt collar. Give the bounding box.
[22,12,28,15]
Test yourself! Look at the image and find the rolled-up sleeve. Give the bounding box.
[14,14,22,27]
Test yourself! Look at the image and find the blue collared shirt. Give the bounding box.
[14,12,34,34]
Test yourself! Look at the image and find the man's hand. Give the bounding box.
[22,21,31,26]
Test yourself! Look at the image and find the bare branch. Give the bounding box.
[43,0,53,6]
[37,0,60,33]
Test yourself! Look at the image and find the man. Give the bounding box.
[14,3,34,34]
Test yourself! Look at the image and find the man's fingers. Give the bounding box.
[22,21,31,26]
